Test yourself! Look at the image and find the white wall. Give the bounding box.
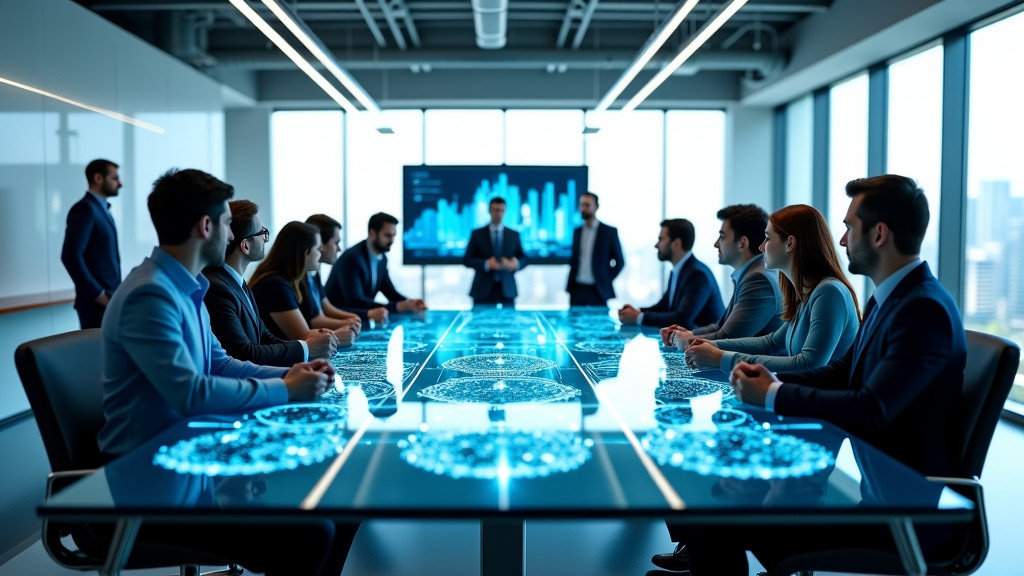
[0,0,226,421]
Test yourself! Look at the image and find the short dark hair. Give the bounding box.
[85,159,117,184]
[489,197,507,207]
[717,204,770,254]
[148,168,234,246]
[226,200,260,257]
[846,174,929,256]
[581,191,599,206]
[368,212,399,233]
[660,218,695,252]
[306,214,341,244]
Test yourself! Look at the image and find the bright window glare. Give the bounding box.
[270,111,343,229]
[966,10,1024,405]
[785,95,814,207]
[887,44,943,274]
[829,73,869,304]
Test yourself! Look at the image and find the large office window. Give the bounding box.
[784,95,814,207]
[270,111,344,229]
[966,10,1024,406]
[828,73,869,304]
[887,44,943,273]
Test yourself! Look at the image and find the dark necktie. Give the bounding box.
[853,295,877,361]
[493,229,502,280]
[242,280,259,318]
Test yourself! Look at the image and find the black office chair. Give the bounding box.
[766,329,1021,576]
[15,329,243,576]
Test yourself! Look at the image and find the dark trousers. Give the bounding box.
[473,280,515,308]
[568,283,606,307]
[75,299,106,329]
[75,520,360,576]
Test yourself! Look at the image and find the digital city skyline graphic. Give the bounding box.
[403,165,588,264]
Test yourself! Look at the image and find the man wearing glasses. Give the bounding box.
[203,200,337,366]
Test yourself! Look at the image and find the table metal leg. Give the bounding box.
[481,519,524,576]
[100,517,141,576]
[889,517,926,576]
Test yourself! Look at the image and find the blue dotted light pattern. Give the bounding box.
[418,376,580,404]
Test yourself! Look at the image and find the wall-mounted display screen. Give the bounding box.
[402,165,588,265]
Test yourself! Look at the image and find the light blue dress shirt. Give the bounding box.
[98,247,289,456]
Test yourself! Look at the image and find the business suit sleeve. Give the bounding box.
[719,283,854,372]
[608,227,624,280]
[773,295,958,434]
[641,268,718,328]
[335,249,382,309]
[204,281,304,367]
[513,231,528,270]
[61,202,104,299]
[463,229,489,272]
[697,273,779,340]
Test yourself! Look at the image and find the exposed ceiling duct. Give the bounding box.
[472,0,508,50]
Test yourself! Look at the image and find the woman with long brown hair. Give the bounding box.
[683,204,859,372]
[249,221,356,346]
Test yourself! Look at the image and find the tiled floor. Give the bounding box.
[3,421,1021,576]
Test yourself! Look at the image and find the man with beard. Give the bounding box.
[202,200,338,366]
[659,204,782,348]
[304,214,365,334]
[652,175,966,575]
[324,211,426,323]
[566,192,625,307]
[96,168,357,576]
[61,159,124,328]
[618,218,723,328]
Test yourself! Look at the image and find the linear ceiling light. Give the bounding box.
[228,0,358,113]
[591,0,701,115]
[0,75,165,134]
[621,0,749,112]
[260,0,382,114]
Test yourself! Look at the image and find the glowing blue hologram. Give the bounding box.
[329,351,417,382]
[660,353,699,379]
[568,330,629,343]
[355,340,428,353]
[254,404,347,430]
[418,377,580,404]
[655,377,735,404]
[153,425,346,476]
[442,353,558,377]
[653,405,750,429]
[359,380,398,400]
[642,427,835,480]
[397,428,594,480]
[319,384,348,404]
[581,357,622,382]
[573,340,626,355]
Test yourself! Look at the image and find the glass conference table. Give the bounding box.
[40,308,972,576]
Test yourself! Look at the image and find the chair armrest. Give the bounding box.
[46,469,96,498]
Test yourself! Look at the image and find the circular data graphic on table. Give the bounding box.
[418,376,579,404]
[329,352,418,381]
[254,403,347,430]
[655,376,735,404]
[358,380,399,400]
[354,340,428,353]
[154,426,346,476]
[661,353,699,378]
[642,427,835,480]
[652,405,751,429]
[441,353,557,377]
[398,429,593,479]
[573,340,627,355]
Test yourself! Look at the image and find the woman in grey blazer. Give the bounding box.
[683,204,860,372]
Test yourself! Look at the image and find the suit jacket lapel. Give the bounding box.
[217,267,261,332]
[848,263,931,379]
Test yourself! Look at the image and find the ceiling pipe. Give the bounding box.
[471,0,508,49]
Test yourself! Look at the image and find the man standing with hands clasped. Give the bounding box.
[464,196,529,307]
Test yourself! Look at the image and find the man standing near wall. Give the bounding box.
[464,197,529,307]
[61,159,122,329]
[566,192,625,307]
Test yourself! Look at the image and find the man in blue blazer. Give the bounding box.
[654,175,967,576]
[566,192,625,307]
[463,197,529,307]
[204,200,337,367]
[61,159,123,329]
[324,212,426,323]
[618,218,724,328]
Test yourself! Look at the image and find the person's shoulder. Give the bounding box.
[812,277,852,299]
[339,241,365,260]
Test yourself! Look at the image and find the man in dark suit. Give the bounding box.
[324,212,426,323]
[61,159,123,329]
[653,175,967,575]
[463,197,529,307]
[566,191,625,307]
[660,204,782,348]
[618,218,723,328]
[203,200,337,366]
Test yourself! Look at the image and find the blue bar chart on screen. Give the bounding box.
[402,165,588,264]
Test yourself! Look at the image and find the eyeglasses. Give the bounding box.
[242,226,269,243]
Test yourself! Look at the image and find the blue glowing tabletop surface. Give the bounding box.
[41,309,972,526]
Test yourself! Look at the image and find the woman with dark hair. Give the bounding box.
[683,204,859,372]
[249,221,357,345]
